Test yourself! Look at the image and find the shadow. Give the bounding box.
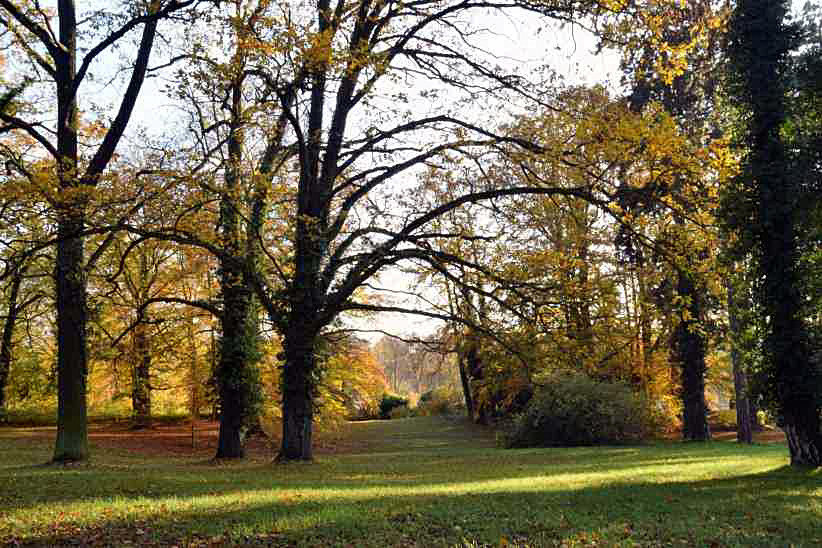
[9,465,821,547]
[1,417,813,546]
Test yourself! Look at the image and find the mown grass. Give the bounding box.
[1,416,820,546]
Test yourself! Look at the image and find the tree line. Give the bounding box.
[0,0,819,466]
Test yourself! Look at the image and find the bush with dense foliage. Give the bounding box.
[504,372,656,447]
[379,393,409,419]
[417,387,464,416]
[388,405,413,419]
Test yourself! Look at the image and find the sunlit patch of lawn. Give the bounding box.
[1,416,820,546]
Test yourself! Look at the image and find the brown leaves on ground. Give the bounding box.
[12,419,371,460]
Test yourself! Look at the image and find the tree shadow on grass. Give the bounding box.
[7,464,821,547]
[0,442,784,512]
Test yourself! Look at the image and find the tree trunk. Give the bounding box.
[131,321,152,429]
[215,282,254,459]
[636,269,653,396]
[53,213,89,461]
[278,327,317,461]
[0,266,23,419]
[673,268,710,442]
[465,341,487,425]
[214,75,261,459]
[784,420,822,466]
[728,0,822,467]
[457,354,474,420]
[51,1,89,463]
[727,282,752,444]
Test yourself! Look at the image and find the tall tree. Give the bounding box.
[726,277,752,444]
[616,0,728,441]
[121,0,713,461]
[0,0,200,461]
[726,0,822,465]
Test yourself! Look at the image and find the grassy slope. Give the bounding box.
[1,417,820,547]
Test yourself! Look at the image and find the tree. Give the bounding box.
[0,0,202,461]
[726,276,752,443]
[92,233,188,429]
[616,0,728,441]
[0,255,46,418]
[726,0,822,465]
[148,1,295,458]
[113,0,715,461]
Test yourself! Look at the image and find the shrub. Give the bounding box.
[504,371,656,448]
[417,387,464,416]
[348,400,382,421]
[709,409,738,430]
[388,405,413,419]
[379,393,409,419]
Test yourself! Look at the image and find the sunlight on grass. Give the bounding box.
[1,417,819,547]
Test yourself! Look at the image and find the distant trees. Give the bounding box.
[373,335,453,397]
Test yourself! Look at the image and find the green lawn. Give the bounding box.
[1,416,820,546]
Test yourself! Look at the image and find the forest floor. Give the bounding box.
[1,416,819,547]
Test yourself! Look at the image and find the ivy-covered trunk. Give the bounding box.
[215,281,259,459]
[214,76,261,460]
[727,282,752,444]
[765,222,822,464]
[131,321,152,429]
[728,0,822,466]
[673,268,710,442]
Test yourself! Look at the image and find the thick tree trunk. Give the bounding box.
[785,419,822,466]
[729,0,822,467]
[727,282,752,444]
[215,282,254,459]
[131,321,151,429]
[51,1,89,463]
[278,328,316,461]
[214,75,262,459]
[53,214,89,462]
[767,234,822,465]
[0,267,23,418]
[673,268,710,442]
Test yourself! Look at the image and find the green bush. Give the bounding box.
[388,405,413,419]
[504,372,656,448]
[709,409,738,430]
[417,387,463,416]
[379,393,409,419]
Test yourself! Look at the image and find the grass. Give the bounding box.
[1,416,820,547]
